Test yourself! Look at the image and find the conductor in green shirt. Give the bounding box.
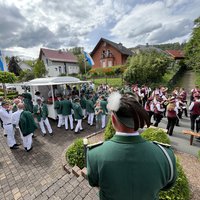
[87,92,177,200]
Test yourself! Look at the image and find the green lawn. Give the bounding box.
[195,72,200,86]
[91,77,123,88]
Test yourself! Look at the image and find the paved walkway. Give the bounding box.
[0,120,99,200]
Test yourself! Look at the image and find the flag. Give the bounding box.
[0,50,6,71]
[83,51,94,66]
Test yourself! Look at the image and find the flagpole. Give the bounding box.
[84,58,86,75]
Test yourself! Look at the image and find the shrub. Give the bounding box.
[66,138,85,169]
[198,150,200,160]
[141,127,170,144]
[104,118,115,141]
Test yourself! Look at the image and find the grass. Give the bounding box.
[195,72,200,86]
[91,77,123,88]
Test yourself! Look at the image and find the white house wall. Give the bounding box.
[41,54,79,77]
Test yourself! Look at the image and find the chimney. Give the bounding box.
[118,43,123,49]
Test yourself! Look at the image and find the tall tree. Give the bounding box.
[124,51,171,84]
[8,56,21,76]
[33,59,47,78]
[184,16,200,71]
[0,71,17,98]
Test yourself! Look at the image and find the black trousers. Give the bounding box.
[190,114,199,132]
[154,113,163,127]
[147,111,154,123]
[166,117,177,136]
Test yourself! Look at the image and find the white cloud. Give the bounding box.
[111,0,200,47]
[0,0,200,58]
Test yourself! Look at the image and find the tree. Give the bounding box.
[0,71,17,98]
[184,16,200,71]
[8,56,21,76]
[33,59,47,78]
[19,69,35,81]
[124,51,171,84]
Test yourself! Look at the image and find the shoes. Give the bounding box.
[32,135,37,138]
[4,134,7,137]
[49,133,53,136]
[65,129,69,131]
[80,129,84,131]
[14,143,21,146]
[74,131,80,134]
[41,133,46,137]
[71,128,74,131]
[10,145,19,150]
[26,146,33,152]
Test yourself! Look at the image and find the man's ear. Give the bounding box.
[111,113,117,129]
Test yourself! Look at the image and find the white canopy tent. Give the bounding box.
[7,76,90,119]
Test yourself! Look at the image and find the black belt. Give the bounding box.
[4,123,12,126]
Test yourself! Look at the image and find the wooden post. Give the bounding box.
[2,83,7,99]
[190,135,194,146]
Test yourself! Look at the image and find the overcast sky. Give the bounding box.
[0,0,199,59]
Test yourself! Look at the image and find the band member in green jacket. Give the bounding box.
[61,96,74,131]
[86,95,95,126]
[18,103,37,152]
[54,95,63,128]
[87,92,177,200]
[99,95,108,129]
[33,98,53,136]
[73,98,84,133]
[80,93,87,119]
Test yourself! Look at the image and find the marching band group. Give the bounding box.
[0,83,200,152]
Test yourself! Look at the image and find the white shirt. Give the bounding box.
[0,108,12,125]
[12,109,23,127]
[116,131,139,136]
[189,100,200,111]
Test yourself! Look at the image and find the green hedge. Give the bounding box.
[66,138,85,169]
[104,118,115,141]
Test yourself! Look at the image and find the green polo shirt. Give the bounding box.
[87,135,177,200]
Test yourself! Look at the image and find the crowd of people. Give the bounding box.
[0,82,200,152]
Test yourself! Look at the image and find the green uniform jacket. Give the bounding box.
[73,103,84,120]
[33,104,48,122]
[100,100,108,115]
[54,100,62,114]
[12,104,18,113]
[23,98,33,113]
[87,135,177,200]
[80,97,87,109]
[86,99,94,113]
[19,111,37,136]
[61,99,72,116]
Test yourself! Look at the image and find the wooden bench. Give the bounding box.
[182,130,200,145]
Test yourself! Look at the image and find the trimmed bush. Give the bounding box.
[66,138,85,169]
[141,127,170,144]
[104,118,115,141]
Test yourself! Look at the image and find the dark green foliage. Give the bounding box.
[184,16,200,71]
[19,69,35,81]
[153,43,185,50]
[33,59,47,78]
[0,71,17,83]
[66,138,85,169]
[104,118,115,141]
[8,56,21,76]
[124,51,171,84]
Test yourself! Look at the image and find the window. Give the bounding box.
[46,59,48,65]
[55,68,57,71]
[59,66,62,73]
[101,50,106,59]
[108,60,113,67]
[102,61,106,68]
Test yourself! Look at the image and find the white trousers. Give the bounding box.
[64,115,74,130]
[88,113,94,125]
[82,109,87,118]
[19,129,33,150]
[101,115,106,128]
[4,124,16,147]
[57,114,63,128]
[75,119,83,132]
[39,118,52,134]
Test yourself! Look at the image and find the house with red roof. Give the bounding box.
[165,50,185,60]
[91,38,133,68]
[39,48,79,77]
